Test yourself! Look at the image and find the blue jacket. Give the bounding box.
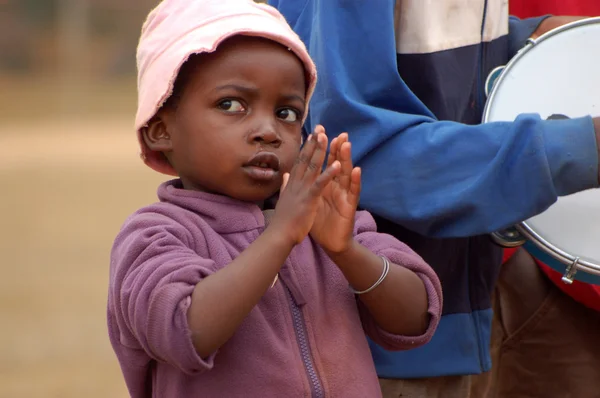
[270,0,599,378]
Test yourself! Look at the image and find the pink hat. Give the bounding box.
[135,0,317,176]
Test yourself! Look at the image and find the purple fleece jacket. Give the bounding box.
[107,180,442,398]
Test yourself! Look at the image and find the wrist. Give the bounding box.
[325,239,360,265]
[263,224,298,251]
[531,16,587,40]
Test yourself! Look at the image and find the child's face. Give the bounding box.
[145,36,307,202]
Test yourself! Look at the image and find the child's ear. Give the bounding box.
[143,114,173,152]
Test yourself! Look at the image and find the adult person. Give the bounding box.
[269,1,600,397]
[485,3,600,397]
[504,0,600,314]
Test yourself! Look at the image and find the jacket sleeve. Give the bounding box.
[108,211,218,375]
[352,211,442,351]
[271,0,598,238]
[508,15,550,57]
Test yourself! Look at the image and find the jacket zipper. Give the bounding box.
[284,285,324,398]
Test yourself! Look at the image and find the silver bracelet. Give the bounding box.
[351,256,390,295]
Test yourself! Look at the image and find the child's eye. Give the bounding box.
[276,108,300,122]
[217,99,246,113]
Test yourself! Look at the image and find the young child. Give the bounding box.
[107,1,442,397]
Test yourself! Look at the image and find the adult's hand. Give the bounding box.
[530,16,588,39]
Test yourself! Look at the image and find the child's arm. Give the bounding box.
[308,128,441,347]
[186,227,293,358]
[326,210,442,351]
[326,239,431,337]
[109,214,292,366]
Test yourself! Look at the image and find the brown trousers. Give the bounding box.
[380,248,600,398]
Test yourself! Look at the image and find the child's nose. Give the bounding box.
[249,121,282,147]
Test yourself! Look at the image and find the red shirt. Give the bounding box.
[510,0,600,18]
[505,1,600,312]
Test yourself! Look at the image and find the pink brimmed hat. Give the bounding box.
[135,0,317,176]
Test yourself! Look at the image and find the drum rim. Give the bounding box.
[483,16,600,123]
[483,16,600,275]
[515,224,600,275]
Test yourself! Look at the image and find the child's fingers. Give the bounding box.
[327,137,339,167]
[313,124,326,135]
[336,132,348,145]
[310,160,341,196]
[334,133,348,163]
[290,133,317,181]
[338,139,353,190]
[280,172,290,192]
[303,130,328,182]
[335,133,348,155]
[348,167,361,204]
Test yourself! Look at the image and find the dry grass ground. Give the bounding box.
[0,112,166,397]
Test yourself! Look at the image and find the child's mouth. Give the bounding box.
[243,152,280,182]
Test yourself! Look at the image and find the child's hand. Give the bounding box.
[309,127,361,254]
[270,130,341,246]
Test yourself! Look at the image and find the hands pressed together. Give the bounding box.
[270,125,361,254]
[267,125,431,336]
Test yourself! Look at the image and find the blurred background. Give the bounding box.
[0,1,274,397]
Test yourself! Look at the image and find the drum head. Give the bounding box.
[484,18,600,267]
